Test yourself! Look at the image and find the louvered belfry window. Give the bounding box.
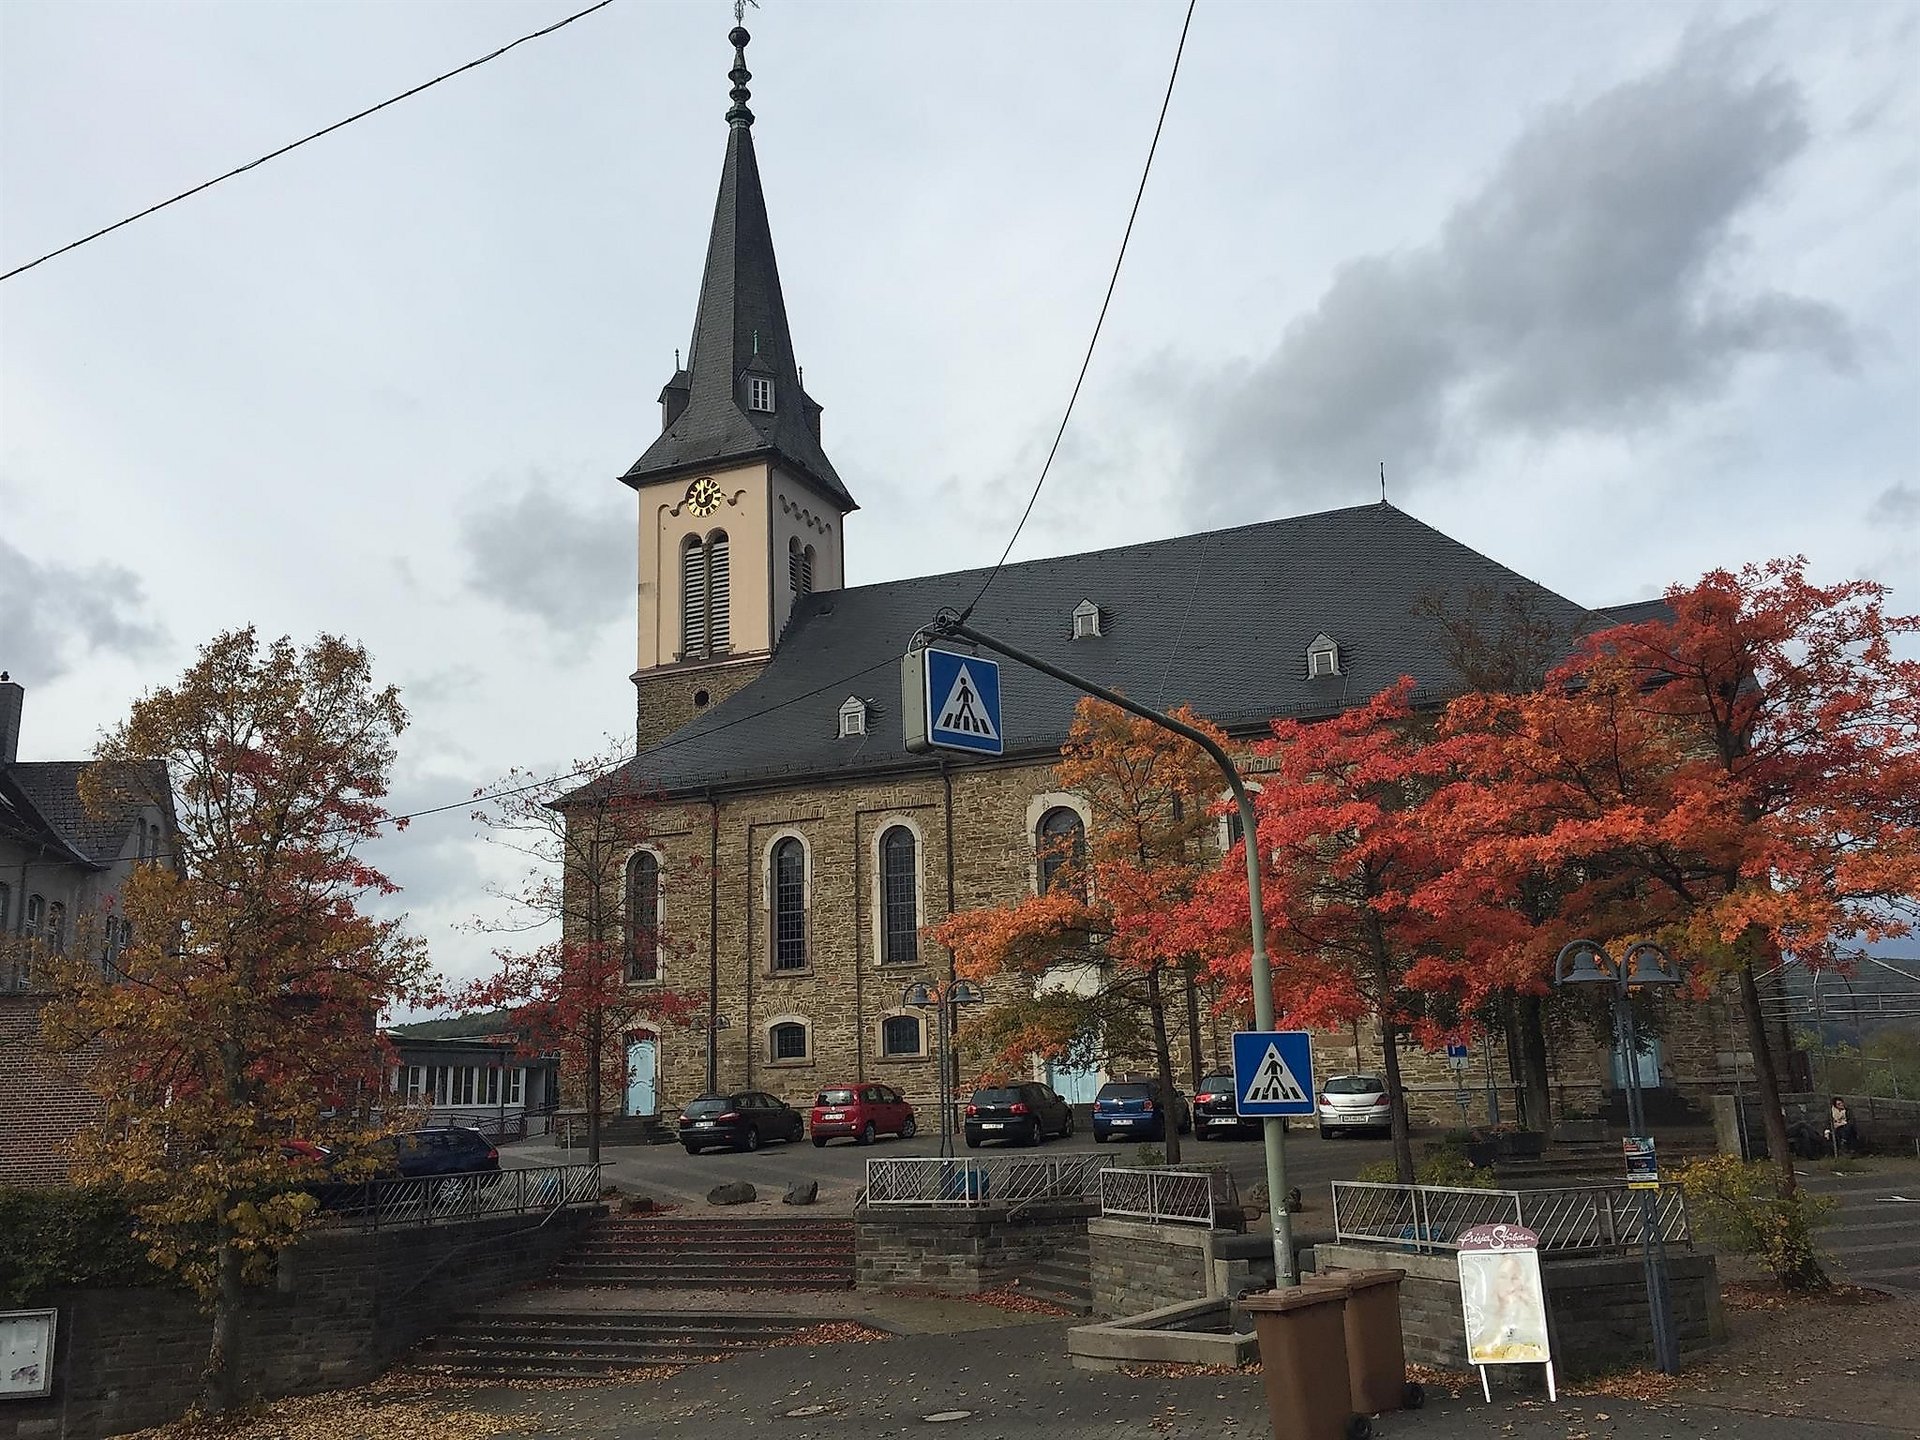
[681,531,731,658]
[879,826,918,964]
[772,837,807,970]
[788,537,815,598]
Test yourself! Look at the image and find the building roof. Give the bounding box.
[1594,598,1675,627]
[0,758,171,868]
[620,28,854,512]
[595,502,1624,800]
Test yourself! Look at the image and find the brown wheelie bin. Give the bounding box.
[1307,1268,1423,1415]
[1240,1285,1364,1440]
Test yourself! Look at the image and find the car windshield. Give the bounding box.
[817,1089,858,1105]
[972,1088,1024,1105]
[1099,1082,1156,1099]
[1325,1077,1385,1095]
[1198,1075,1235,1091]
[684,1096,736,1116]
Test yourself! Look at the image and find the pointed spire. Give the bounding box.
[622,22,854,512]
[726,25,754,128]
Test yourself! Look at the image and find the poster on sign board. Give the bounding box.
[1455,1223,1556,1403]
[0,1309,57,1399]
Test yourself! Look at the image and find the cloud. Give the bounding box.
[1183,24,1859,526]
[1870,484,1918,528]
[457,475,630,643]
[0,537,166,682]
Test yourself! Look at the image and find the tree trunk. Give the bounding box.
[1183,961,1205,1090]
[1737,959,1796,1198]
[1517,992,1553,1133]
[197,1239,242,1415]
[1379,1006,1416,1185]
[1146,966,1182,1165]
[586,1022,603,1168]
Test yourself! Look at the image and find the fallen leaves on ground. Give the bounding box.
[1721,1280,1891,1312]
[771,1322,890,1346]
[967,1285,1075,1317]
[1406,1363,1475,1398]
[117,1381,537,1440]
[1566,1368,1684,1402]
[1116,1361,1255,1379]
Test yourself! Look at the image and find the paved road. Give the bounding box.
[1799,1157,1920,1294]
[504,1125,1397,1215]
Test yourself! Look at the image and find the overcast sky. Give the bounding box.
[3,0,1915,992]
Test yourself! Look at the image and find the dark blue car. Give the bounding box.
[1091,1080,1191,1142]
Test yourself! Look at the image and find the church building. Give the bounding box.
[567,26,1760,1128]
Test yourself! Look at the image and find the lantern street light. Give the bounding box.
[1554,939,1686,1374]
[904,978,985,1158]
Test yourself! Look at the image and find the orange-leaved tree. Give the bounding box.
[39,629,432,1412]
[1183,679,1520,1184]
[448,747,702,1165]
[1437,559,1920,1281]
[933,699,1229,1164]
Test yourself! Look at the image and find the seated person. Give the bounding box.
[1825,1096,1858,1155]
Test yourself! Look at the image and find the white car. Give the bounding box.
[1317,1074,1392,1138]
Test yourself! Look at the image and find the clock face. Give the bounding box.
[685,477,722,517]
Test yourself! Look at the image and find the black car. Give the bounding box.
[679,1091,807,1153]
[1192,1071,1263,1140]
[963,1082,1073,1148]
[1091,1080,1191,1142]
[383,1127,502,1178]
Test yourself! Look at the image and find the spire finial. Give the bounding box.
[726,7,757,129]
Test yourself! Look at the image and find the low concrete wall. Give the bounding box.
[0,1206,604,1440]
[854,1202,1092,1294]
[1069,1298,1259,1372]
[1089,1218,1269,1319]
[1314,1241,1724,1380]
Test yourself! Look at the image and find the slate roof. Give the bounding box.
[1,760,167,866]
[1594,598,1675,626]
[620,37,854,511]
[597,503,1622,801]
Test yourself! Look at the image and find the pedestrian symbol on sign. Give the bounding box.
[936,663,998,742]
[1242,1044,1308,1106]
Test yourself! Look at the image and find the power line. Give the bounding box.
[0,0,617,284]
[959,0,1197,623]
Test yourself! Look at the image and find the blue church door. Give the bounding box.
[625,1035,658,1116]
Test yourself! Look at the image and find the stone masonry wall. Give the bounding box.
[1313,1242,1724,1380]
[1089,1218,1214,1319]
[854,1202,1092,1294]
[0,1206,603,1440]
[0,997,104,1187]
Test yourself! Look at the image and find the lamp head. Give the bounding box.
[950,980,985,1007]
[1624,942,1684,987]
[1554,941,1614,987]
[903,981,937,1010]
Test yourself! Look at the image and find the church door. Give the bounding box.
[625,1035,658,1116]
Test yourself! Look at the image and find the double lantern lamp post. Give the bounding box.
[903,977,985,1158]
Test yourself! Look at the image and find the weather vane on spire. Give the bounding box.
[734,0,757,22]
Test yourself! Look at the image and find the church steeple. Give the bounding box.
[622,25,854,512]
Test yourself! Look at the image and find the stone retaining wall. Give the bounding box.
[0,1206,603,1440]
[854,1201,1092,1294]
[1313,1241,1724,1380]
[1088,1218,1268,1319]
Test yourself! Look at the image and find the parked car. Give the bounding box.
[1091,1079,1190,1142]
[1191,1071,1278,1139]
[376,1127,502,1178]
[679,1091,807,1153]
[1318,1074,1392,1137]
[963,1082,1073,1148]
[810,1083,917,1146]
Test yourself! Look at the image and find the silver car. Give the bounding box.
[1317,1073,1392,1138]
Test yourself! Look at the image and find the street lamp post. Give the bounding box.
[905,978,985,1158]
[1554,939,1685,1375]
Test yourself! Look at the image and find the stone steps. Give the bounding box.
[415,1310,821,1381]
[548,1216,857,1290]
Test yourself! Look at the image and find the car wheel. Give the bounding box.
[901,1118,917,1139]
[1062,1111,1075,1137]
[743,1126,761,1153]
[965,1135,980,1150]
[684,1143,703,1155]
[1027,1120,1045,1147]
[812,1136,827,1148]
[1092,1131,1105,1144]
[860,1122,878,1146]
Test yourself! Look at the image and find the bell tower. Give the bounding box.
[622,24,857,750]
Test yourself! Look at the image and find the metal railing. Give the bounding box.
[314,1162,600,1231]
[864,1153,1115,1209]
[1330,1180,1690,1256]
[1098,1166,1239,1228]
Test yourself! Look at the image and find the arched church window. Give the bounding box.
[772,837,807,970]
[879,825,918,965]
[625,851,660,982]
[881,1014,923,1057]
[1037,807,1087,899]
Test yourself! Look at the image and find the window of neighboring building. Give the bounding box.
[772,837,808,970]
[24,894,44,941]
[625,850,660,982]
[1072,599,1102,639]
[879,825,919,964]
[1036,807,1087,898]
[882,1013,923,1057]
[1307,634,1341,678]
[0,882,9,932]
[748,375,775,412]
[839,697,867,738]
[46,903,66,953]
[770,1020,809,1061]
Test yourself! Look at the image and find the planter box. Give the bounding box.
[1553,1118,1607,1144]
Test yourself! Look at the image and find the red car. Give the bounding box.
[810,1083,917,1146]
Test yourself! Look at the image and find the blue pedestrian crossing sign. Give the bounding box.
[1231,1030,1316,1117]
[903,646,1003,757]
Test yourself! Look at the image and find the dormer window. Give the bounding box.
[1307,634,1341,679]
[1071,600,1102,640]
[838,697,868,738]
[747,376,775,413]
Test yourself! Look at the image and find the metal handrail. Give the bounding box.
[1330,1179,1691,1256]
[313,1162,600,1232]
[864,1153,1115,1208]
[1098,1165,1237,1228]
